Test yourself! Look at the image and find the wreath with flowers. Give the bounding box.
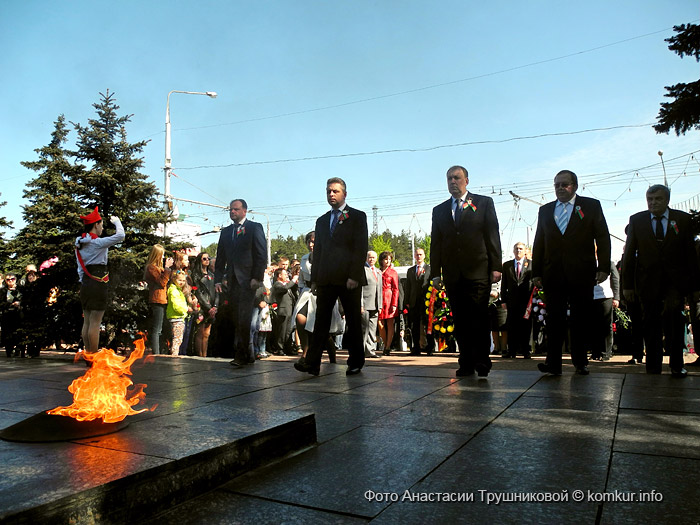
[425,278,455,351]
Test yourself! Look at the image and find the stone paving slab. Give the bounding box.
[223,425,468,518]
[613,410,700,460]
[602,452,700,525]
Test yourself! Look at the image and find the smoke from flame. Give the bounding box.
[47,337,155,423]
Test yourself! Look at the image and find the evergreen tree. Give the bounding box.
[0,197,12,266]
[70,90,168,343]
[654,23,700,135]
[14,115,84,346]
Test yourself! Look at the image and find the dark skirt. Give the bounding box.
[80,265,109,311]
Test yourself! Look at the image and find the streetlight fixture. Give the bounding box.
[163,90,217,236]
[657,150,668,187]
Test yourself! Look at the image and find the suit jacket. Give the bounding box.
[214,219,267,287]
[501,257,532,308]
[404,263,431,308]
[311,206,368,287]
[532,195,611,289]
[622,208,700,300]
[271,280,298,317]
[362,265,382,311]
[430,193,501,284]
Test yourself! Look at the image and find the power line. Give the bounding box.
[144,23,686,139]
[175,123,654,170]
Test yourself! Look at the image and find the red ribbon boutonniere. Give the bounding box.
[338,210,350,224]
[670,220,679,234]
[462,199,477,212]
[237,226,246,236]
[575,206,584,219]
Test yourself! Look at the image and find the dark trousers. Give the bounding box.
[228,278,255,362]
[446,278,491,372]
[271,314,289,354]
[545,283,593,372]
[307,284,364,370]
[408,307,434,353]
[591,298,613,359]
[506,301,532,356]
[640,290,685,373]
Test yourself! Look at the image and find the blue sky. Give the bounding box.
[1,1,698,261]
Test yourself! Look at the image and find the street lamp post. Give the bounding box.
[658,150,668,187]
[163,90,217,237]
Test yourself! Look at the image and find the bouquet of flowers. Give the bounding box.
[425,278,455,352]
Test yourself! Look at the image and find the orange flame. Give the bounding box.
[47,337,155,423]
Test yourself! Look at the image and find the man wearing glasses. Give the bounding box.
[215,199,267,366]
[1,274,22,357]
[532,170,611,376]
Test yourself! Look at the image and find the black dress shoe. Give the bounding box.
[456,368,475,377]
[523,353,532,359]
[229,359,246,367]
[671,368,688,378]
[646,369,662,375]
[575,366,590,375]
[537,363,562,376]
[475,363,490,377]
[627,358,639,364]
[294,361,320,376]
[346,367,362,375]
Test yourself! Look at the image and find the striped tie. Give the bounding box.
[556,202,569,234]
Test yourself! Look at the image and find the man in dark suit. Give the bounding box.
[215,199,267,366]
[430,165,502,377]
[270,267,299,356]
[404,247,434,355]
[500,242,533,359]
[294,177,368,376]
[622,184,700,378]
[532,170,611,376]
[361,250,382,358]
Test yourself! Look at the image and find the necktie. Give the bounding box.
[330,209,341,236]
[556,202,569,234]
[454,199,463,224]
[516,261,521,278]
[655,215,664,242]
[232,224,240,241]
[416,265,423,278]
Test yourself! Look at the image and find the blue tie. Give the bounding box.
[556,202,569,234]
[454,199,463,224]
[330,209,341,236]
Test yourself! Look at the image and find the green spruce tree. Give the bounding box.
[70,90,168,345]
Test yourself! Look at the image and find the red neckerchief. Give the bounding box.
[81,232,99,239]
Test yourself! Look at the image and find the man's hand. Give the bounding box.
[532,277,543,289]
[612,299,619,309]
[491,271,501,284]
[215,283,224,293]
[209,306,218,317]
[250,278,260,290]
[346,278,359,290]
[623,289,635,303]
[500,303,507,310]
[595,271,609,284]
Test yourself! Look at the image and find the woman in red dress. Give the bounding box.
[377,251,399,355]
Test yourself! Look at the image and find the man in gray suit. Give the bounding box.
[362,251,383,358]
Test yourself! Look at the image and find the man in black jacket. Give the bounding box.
[294,178,368,376]
[430,165,502,377]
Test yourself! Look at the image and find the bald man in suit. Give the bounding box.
[532,170,611,376]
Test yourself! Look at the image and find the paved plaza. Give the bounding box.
[1,351,698,524]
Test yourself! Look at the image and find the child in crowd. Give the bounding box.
[253,289,272,359]
[166,271,191,356]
